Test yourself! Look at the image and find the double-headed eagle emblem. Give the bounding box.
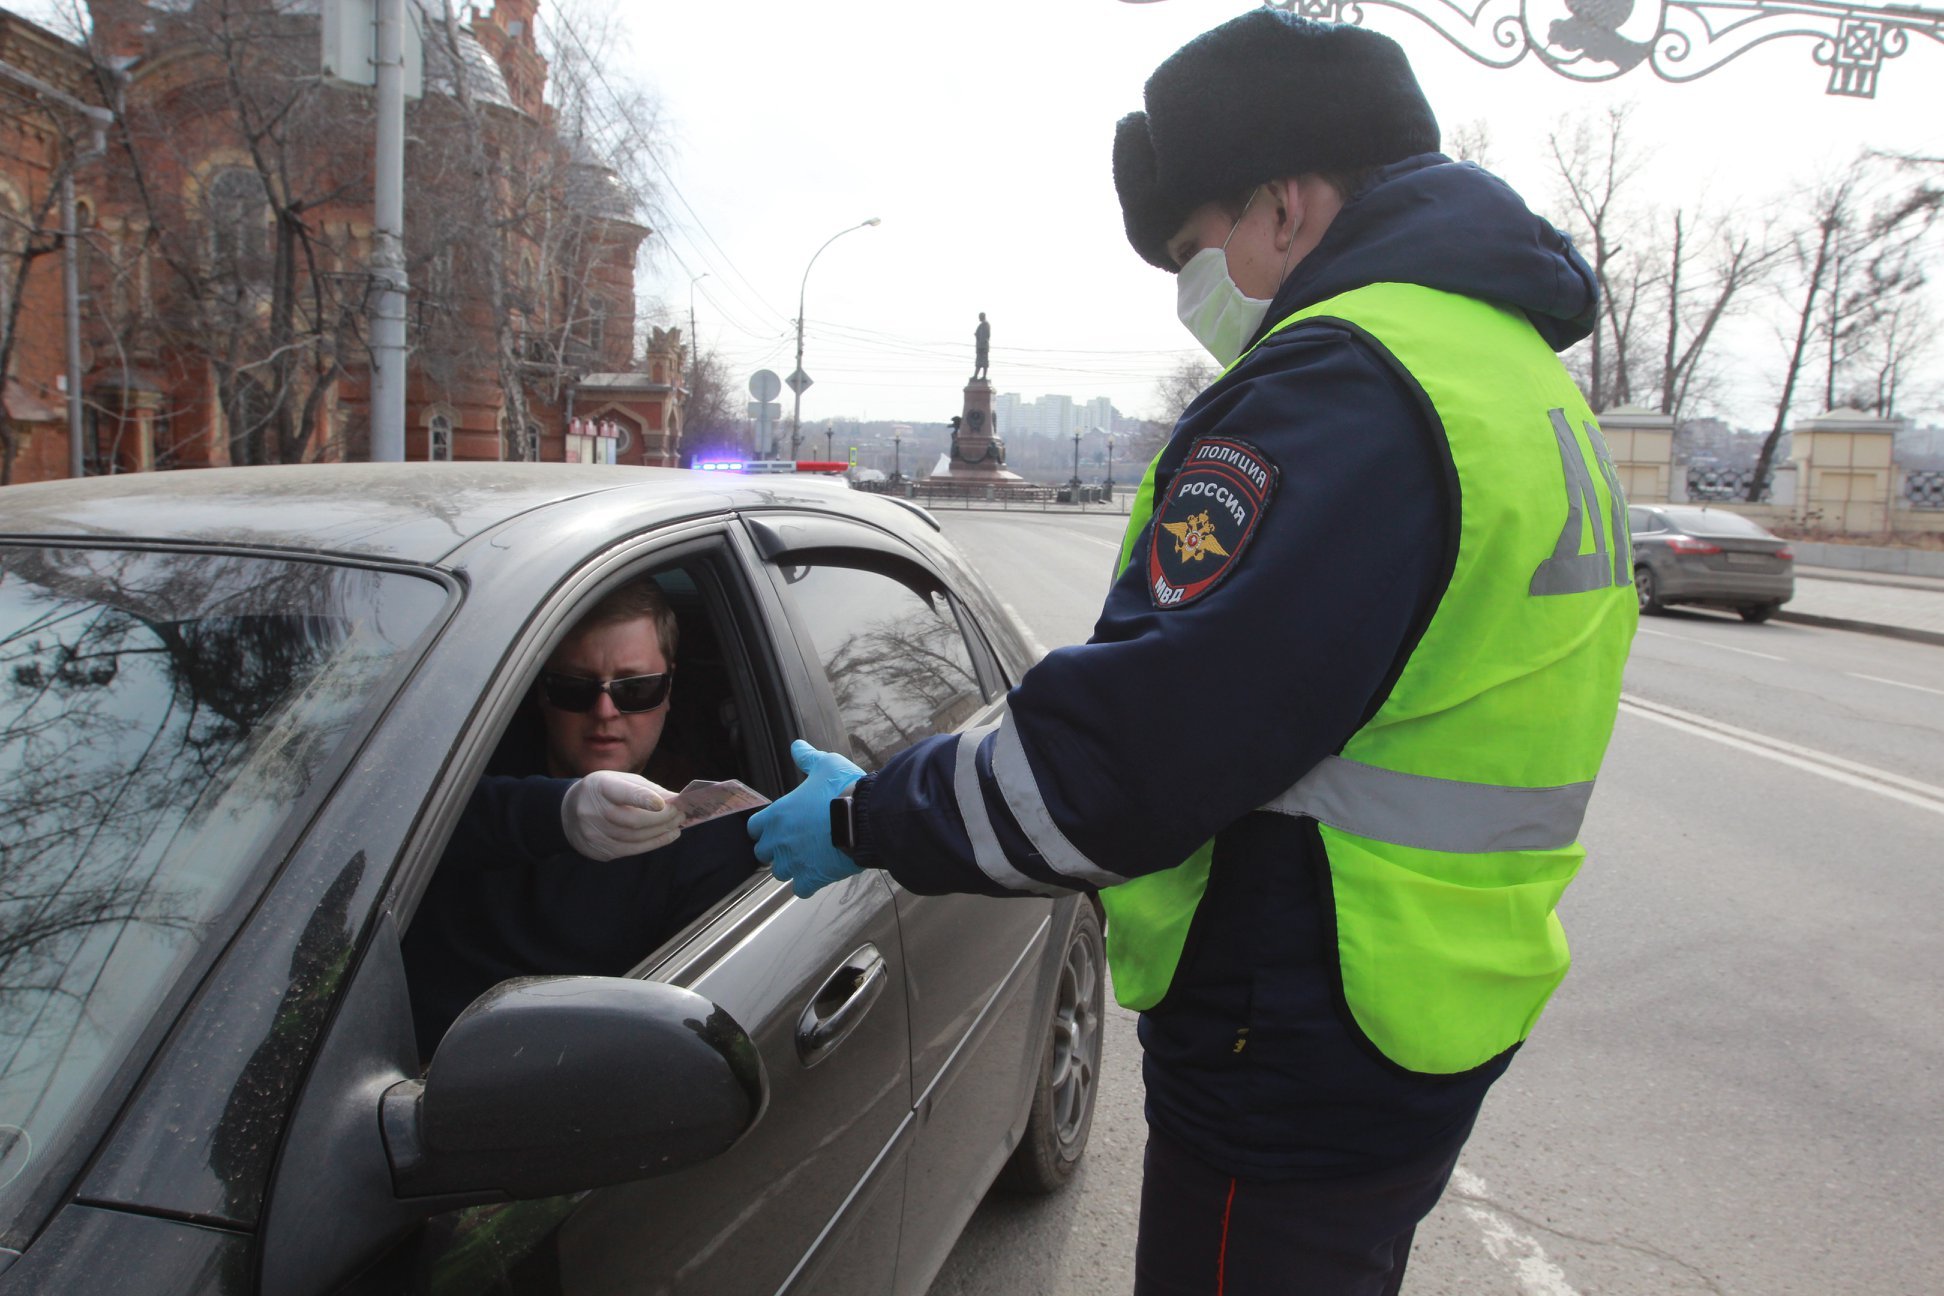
[1161,510,1227,563]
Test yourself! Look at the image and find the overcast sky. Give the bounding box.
[595,0,1939,429]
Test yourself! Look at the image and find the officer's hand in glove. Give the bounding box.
[748,740,865,898]
[561,769,682,861]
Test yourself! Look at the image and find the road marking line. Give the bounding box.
[1450,1167,1582,1296]
[1848,672,1944,699]
[1619,693,1944,817]
[1635,627,1784,661]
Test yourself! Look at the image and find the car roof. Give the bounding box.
[0,464,935,565]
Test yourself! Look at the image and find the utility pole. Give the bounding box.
[368,0,407,461]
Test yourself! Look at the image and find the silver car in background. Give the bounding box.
[1630,505,1796,623]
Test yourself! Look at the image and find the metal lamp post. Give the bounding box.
[1105,431,1114,500]
[892,429,902,484]
[1070,429,1083,498]
[825,424,834,460]
[789,217,880,459]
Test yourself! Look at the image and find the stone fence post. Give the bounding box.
[1791,407,1898,533]
[1597,406,1675,504]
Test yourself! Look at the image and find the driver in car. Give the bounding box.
[402,578,755,1060]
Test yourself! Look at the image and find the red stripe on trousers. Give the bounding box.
[1217,1177,1238,1294]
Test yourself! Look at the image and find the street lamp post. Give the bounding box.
[892,429,902,484]
[1070,428,1083,499]
[790,217,880,459]
[1105,432,1114,500]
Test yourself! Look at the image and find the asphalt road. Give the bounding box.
[926,508,1944,1296]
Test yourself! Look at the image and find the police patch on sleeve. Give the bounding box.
[1148,437,1278,609]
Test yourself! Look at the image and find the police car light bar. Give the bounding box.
[694,460,850,475]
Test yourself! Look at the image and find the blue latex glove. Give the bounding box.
[749,740,866,898]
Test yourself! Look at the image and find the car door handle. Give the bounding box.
[796,945,888,1068]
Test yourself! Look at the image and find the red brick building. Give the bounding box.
[0,0,685,486]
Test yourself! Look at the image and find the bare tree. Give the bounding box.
[1840,294,1936,418]
[1750,167,1862,499]
[413,0,660,458]
[1750,156,1939,499]
[0,126,77,485]
[1549,104,1651,411]
[678,344,742,461]
[1151,355,1216,426]
[1445,118,1495,168]
[90,0,374,468]
[1654,209,1780,420]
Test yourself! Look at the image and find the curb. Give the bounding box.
[1797,569,1944,595]
[1774,609,1944,648]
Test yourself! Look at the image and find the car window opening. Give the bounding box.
[399,557,771,1066]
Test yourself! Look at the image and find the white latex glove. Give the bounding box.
[561,770,682,860]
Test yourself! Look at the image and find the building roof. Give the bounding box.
[265,0,516,110]
[577,373,674,393]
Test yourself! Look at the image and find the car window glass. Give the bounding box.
[1629,508,1659,533]
[1659,507,1776,538]
[0,547,444,1247]
[780,562,986,770]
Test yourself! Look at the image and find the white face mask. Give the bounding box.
[1174,191,1274,367]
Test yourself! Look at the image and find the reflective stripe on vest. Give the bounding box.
[1098,281,1636,1075]
[1261,757,1593,854]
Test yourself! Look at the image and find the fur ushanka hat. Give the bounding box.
[1112,10,1441,271]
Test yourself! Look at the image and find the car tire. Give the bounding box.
[1739,602,1779,624]
[997,900,1104,1195]
[1634,565,1663,614]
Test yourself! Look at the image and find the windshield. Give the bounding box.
[0,546,445,1244]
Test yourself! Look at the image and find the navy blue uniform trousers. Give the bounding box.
[1134,1115,1475,1296]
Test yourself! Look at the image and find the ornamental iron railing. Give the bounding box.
[1904,469,1944,509]
[1685,465,1774,501]
[1260,0,1941,97]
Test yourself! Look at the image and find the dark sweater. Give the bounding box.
[401,774,757,1060]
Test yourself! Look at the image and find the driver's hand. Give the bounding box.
[562,770,682,860]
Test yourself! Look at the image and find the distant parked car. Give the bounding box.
[1630,505,1795,622]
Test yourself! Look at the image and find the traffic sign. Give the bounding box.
[785,369,813,396]
[748,369,782,402]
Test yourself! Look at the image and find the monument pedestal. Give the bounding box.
[930,377,1029,488]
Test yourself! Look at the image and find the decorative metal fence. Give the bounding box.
[1905,470,1944,510]
[1685,467,1773,503]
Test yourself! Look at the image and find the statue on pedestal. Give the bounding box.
[973,312,991,381]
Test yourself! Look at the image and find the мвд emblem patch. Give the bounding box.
[1147,438,1277,609]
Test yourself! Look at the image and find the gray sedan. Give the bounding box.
[0,464,1103,1296]
[1629,504,1795,622]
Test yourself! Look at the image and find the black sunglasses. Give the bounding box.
[538,671,671,714]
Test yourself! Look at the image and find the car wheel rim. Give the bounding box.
[1635,569,1652,610]
[1048,926,1101,1151]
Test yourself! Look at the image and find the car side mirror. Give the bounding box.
[380,976,764,1203]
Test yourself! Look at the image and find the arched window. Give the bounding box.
[0,188,22,343]
[204,167,271,281]
[585,297,607,362]
[427,411,454,462]
[523,422,542,463]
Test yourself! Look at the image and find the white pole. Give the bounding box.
[369,0,407,461]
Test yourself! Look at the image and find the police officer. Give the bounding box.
[750,11,1637,1293]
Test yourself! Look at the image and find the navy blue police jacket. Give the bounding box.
[402,775,756,1061]
[850,155,1600,1180]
